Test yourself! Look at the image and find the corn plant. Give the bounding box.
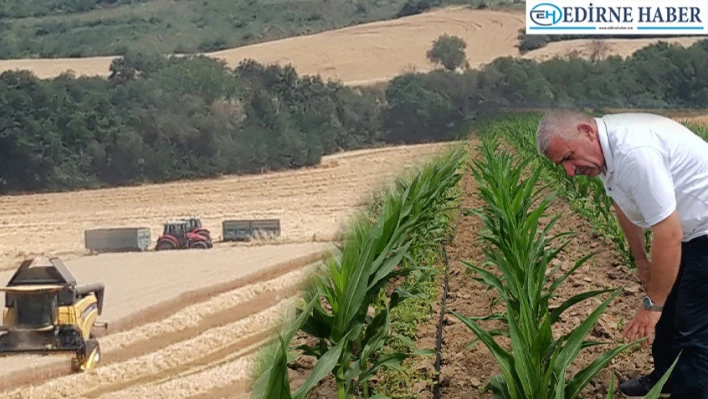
[499,113,708,269]
[451,135,641,398]
[490,113,640,267]
[250,146,466,399]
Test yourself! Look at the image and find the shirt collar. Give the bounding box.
[596,117,614,180]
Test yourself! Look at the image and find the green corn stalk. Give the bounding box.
[250,145,467,399]
[495,114,708,272]
[451,135,642,398]
[490,113,637,267]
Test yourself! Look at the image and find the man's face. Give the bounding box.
[544,124,604,178]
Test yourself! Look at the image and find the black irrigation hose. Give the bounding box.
[432,204,464,399]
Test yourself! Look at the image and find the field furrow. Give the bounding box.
[0,298,294,399]
[98,352,259,399]
[0,255,323,389]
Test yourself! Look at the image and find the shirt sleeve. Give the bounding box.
[620,147,676,226]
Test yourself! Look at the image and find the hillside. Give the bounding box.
[1,7,706,86]
[0,0,474,59]
[0,7,525,83]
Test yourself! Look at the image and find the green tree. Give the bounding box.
[426,34,468,71]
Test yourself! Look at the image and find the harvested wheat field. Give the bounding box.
[0,142,451,271]
[0,7,525,83]
[0,7,704,85]
[0,141,451,395]
[522,36,708,63]
[0,253,330,398]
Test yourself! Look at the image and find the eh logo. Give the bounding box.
[530,3,563,26]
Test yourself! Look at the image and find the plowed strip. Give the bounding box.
[99,352,258,399]
[103,285,298,365]
[0,256,324,392]
[190,385,251,399]
[103,251,328,334]
[85,331,272,398]
[0,299,294,399]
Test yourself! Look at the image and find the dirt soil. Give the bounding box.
[0,142,449,270]
[425,139,654,398]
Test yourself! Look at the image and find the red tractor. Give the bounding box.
[155,221,213,250]
[181,217,211,240]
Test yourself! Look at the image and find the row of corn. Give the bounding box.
[487,113,708,270]
[249,144,467,399]
[449,131,677,398]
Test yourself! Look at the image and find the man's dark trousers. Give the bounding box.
[649,234,708,398]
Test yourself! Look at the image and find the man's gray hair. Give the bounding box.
[536,109,595,155]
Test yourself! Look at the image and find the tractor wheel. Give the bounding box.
[190,240,209,249]
[156,239,176,251]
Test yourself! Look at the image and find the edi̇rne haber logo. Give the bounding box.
[526,0,708,34]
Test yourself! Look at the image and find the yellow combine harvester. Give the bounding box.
[0,257,107,372]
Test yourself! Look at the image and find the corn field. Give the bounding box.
[246,111,698,398]
[249,145,467,399]
[449,128,678,399]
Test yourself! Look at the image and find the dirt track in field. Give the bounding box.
[424,140,652,398]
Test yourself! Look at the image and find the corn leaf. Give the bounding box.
[565,340,640,399]
[548,288,614,324]
[292,329,352,399]
[451,310,524,398]
[250,334,293,399]
[553,289,621,378]
[644,351,681,399]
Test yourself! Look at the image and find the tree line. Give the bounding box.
[389,38,708,139]
[2,39,708,194]
[515,29,705,53]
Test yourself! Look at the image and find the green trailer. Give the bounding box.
[222,219,281,242]
[84,227,151,253]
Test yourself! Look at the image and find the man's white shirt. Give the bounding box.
[596,113,708,242]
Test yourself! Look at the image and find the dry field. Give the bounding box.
[2,7,703,86]
[522,36,708,63]
[0,141,451,271]
[0,253,329,398]
[0,7,525,83]
[0,141,453,397]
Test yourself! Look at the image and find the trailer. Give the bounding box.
[222,219,281,242]
[84,227,151,253]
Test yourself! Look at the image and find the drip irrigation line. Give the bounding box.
[432,203,463,399]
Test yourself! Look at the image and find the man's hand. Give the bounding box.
[622,306,662,348]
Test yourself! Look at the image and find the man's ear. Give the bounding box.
[577,123,595,140]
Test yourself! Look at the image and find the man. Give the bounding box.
[535,109,708,398]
